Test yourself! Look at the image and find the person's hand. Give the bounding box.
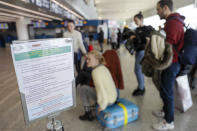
[145,37,150,49]
[97,107,102,115]
[130,35,136,40]
[84,54,88,58]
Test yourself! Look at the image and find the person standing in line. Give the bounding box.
[130,12,146,96]
[0,35,6,48]
[152,0,184,130]
[63,20,87,74]
[98,27,104,52]
[117,28,122,49]
[111,28,118,49]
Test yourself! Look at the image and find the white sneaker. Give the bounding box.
[152,110,165,118]
[153,120,174,130]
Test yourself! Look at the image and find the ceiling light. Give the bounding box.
[95,0,102,4]
[0,8,52,21]
[0,12,20,18]
[98,17,102,20]
[0,15,17,21]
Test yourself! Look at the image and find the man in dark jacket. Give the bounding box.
[152,0,184,130]
[98,27,104,52]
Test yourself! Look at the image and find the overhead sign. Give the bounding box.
[0,23,9,29]
[11,38,76,124]
[28,0,50,9]
[32,21,46,28]
[21,0,78,19]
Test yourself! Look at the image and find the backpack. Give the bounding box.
[169,16,197,65]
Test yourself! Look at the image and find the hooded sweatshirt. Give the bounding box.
[164,13,185,63]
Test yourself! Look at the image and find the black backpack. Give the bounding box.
[169,16,197,66]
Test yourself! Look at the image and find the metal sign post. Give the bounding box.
[47,112,63,131]
[46,81,76,131]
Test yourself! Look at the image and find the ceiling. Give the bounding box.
[94,0,195,20]
[95,0,159,20]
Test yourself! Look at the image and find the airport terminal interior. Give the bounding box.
[0,0,197,131]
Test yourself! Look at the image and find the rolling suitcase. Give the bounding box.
[96,98,139,129]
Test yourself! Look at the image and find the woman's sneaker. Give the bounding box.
[152,110,165,118]
[152,120,174,130]
[132,88,145,96]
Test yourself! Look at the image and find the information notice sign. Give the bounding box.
[11,38,76,124]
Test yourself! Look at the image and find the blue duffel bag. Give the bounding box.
[96,98,139,129]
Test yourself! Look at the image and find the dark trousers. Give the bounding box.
[74,53,81,73]
[99,41,103,52]
[111,42,116,49]
[160,62,180,123]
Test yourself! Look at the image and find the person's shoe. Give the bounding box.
[152,110,165,118]
[79,111,94,121]
[90,103,96,111]
[132,88,145,96]
[152,120,174,130]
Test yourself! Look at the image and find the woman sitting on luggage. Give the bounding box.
[78,50,118,121]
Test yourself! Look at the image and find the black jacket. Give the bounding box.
[98,30,104,43]
[134,25,154,52]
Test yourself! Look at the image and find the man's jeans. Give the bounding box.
[160,62,181,123]
[134,50,145,90]
[74,53,81,73]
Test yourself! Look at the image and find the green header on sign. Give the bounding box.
[14,46,71,61]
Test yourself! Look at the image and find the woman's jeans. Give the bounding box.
[134,50,145,90]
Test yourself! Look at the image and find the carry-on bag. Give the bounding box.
[96,98,139,129]
[174,75,193,112]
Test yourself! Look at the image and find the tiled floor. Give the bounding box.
[0,44,197,131]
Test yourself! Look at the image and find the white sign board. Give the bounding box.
[11,38,76,124]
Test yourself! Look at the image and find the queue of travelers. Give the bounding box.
[63,0,196,130]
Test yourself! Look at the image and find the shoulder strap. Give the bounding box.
[172,44,179,54]
[167,16,185,54]
[167,16,186,28]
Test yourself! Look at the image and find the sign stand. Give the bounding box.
[47,113,64,131]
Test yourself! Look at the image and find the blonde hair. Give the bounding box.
[88,50,106,65]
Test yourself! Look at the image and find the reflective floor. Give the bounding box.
[0,44,197,131]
